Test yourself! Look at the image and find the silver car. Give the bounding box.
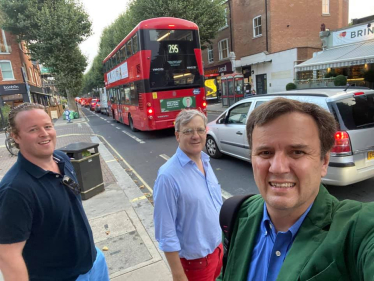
[206,88,374,186]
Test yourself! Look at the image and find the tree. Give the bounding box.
[127,0,225,46]
[0,0,92,111]
[334,75,347,86]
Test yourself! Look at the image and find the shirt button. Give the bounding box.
[269,224,273,229]
[275,251,281,257]
[55,175,59,178]
[264,231,268,235]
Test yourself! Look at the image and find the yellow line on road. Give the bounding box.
[57,133,153,194]
[0,145,5,148]
[105,159,117,163]
[131,195,147,202]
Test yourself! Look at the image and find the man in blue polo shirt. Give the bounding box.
[153,109,223,281]
[0,103,109,281]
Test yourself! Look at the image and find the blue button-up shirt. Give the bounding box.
[247,203,313,281]
[153,147,222,260]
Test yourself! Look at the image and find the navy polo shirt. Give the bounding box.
[0,150,96,281]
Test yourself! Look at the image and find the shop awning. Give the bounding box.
[295,40,374,72]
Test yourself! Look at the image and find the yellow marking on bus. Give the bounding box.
[131,195,147,202]
[152,92,157,99]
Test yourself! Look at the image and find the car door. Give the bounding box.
[219,102,252,160]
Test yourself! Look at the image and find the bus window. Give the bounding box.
[126,40,133,58]
[133,34,139,54]
[120,87,126,104]
[130,83,138,106]
[124,86,131,104]
[121,45,127,62]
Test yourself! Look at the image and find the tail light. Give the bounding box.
[331,131,352,155]
[147,103,154,119]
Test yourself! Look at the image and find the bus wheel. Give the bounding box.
[129,117,139,132]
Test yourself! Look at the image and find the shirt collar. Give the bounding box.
[262,202,313,238]
[17,151,65,179]
[176,147,210,167]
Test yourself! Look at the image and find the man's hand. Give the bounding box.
[164,252,189,281]
[0,241,28,281]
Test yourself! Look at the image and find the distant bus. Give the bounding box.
[103,17,206,131]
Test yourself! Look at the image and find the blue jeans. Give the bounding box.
[76,247,109,281]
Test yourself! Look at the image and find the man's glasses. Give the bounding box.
[62,175,81,195]
[179,128,206,136]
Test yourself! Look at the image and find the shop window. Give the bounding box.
[0,29,10,53]
[322,0,329,14]
[218,39,229,60]
[0,61,15,80]
[208,45,214,63]
[253,16,262,37]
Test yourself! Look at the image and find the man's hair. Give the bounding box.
[9,103,47,148]
[175,109,207,132]
[246,98,337,159]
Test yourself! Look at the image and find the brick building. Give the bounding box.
[202,0,349,97]
[0,29,51,108]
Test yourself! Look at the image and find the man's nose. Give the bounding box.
[269,152,290,174]
[39,127,49,136]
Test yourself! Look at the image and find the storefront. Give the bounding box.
[295,21,374,87]
[0,83,30,107]
[204,61,232,100]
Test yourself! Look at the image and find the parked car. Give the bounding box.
[90,99,99,111]
[85,98,93,108]
[95,102,101,113]
[206,87,374,186]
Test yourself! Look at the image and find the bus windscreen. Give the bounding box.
[144,29,202,90]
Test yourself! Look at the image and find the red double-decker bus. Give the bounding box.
[103,17,206,131]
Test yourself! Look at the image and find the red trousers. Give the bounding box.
[180,244,223,281]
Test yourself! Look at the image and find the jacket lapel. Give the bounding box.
[225,197,263,281]
[277,185,334,280]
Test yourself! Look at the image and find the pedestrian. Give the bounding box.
[251,89,256,95]
[218,98,374,280]
[0,103,109,281]
[153,109,223,281]
[65,106,72,123]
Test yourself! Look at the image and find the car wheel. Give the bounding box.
[206,136,223,158]
[129,116,139,132]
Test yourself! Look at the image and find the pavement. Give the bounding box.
[207,101,226,113]
[0,109,172,281]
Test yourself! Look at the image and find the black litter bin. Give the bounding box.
[59,142,104,200]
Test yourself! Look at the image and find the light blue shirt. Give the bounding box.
[247,203,313,281]
[153,147,222,260]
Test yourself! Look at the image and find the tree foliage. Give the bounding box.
[0,0,92,109]
[82,0,225,95]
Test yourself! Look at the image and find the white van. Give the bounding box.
[99,88,109,115]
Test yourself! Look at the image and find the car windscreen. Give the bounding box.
[335,93,374,130]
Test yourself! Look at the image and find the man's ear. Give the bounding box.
[175,131,180,143]
[321,152,331,178]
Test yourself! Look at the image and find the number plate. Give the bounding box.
[368,151,374,160]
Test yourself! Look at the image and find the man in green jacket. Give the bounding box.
[220,98,374,281]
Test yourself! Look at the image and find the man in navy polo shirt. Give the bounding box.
[0,103,109,281]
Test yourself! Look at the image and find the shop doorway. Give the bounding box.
[256,74,267,95]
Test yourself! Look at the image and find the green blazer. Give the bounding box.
[219,185,374,281]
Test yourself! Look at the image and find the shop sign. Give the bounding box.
[0,83,27,96]
[30,85,44,94]
[333,22,374,46]
[160,96,196,112]
[204,62,232,76]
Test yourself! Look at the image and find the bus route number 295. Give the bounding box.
[168,44,179,54]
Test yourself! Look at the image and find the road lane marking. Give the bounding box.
[116,127,120,129]
[131,195,147,202]
[107,121,110,123]
[122,131,145,144]
[159,154,170,161]
[111,124,115,126]
[221,189,232,200]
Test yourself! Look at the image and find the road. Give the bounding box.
[82,108,374,202]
